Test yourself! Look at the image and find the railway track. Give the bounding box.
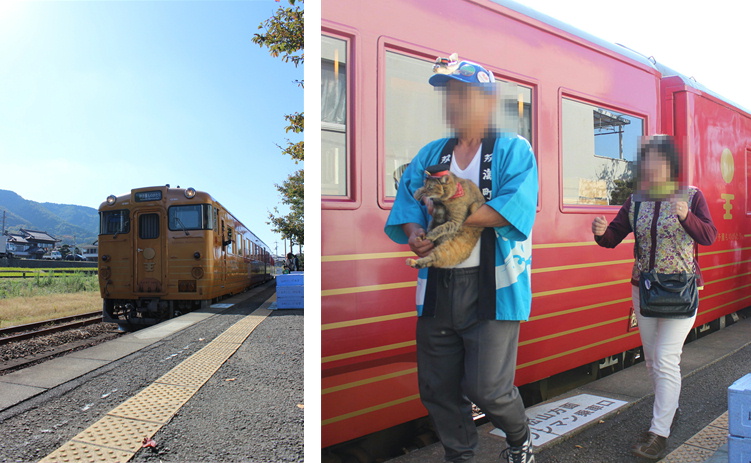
[0,311,104,347]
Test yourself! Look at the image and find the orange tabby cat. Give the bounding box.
[406,170,485,269]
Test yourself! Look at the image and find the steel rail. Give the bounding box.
[0,311,104,346]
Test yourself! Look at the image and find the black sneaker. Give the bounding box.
[500,433,535,463]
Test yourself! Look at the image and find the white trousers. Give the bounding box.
[632,285,696,438]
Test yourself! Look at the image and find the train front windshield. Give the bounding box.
[100,210,130,235]
[168,204,215,231]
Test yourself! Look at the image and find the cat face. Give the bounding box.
[414,173,458,201]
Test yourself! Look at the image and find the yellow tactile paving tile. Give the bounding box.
[663,410,728,463]
[213,330,255,344]
[38,303,273,463]
[709,411,729,428]
[684,423,727,451]
[38,441,134,463]
[662,445,716,463]
[71,415,162,453]
[107,383,198,424]
[156,363,225,388]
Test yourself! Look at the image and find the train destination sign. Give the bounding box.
[491,393,628,446]
[135,191,163,202]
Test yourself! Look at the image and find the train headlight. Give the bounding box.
[185,187,196,199]
[102,255,110,262]
[193,251,201,260]
[106,195,117,205]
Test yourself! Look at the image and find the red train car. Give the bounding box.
[321,0,751,450]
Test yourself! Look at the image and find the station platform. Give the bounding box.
[388,314,751,462]
[0,280,304,462]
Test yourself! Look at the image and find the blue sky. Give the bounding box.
[0,0,303,256]
[516,0,751,111]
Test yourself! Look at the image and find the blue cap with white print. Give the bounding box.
[428,53,496,91]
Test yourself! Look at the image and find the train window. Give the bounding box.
[139,214,160,240]
[383,51,533,198]
[562,98,643,206]
[322,35,348,196]
[168,205,214,231]
[100,210,129,235]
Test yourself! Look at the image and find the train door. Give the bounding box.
[134,209,166,295]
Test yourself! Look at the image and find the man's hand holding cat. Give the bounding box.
[404,223,435,257]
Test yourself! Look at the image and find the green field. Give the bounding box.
[0,271,99,299]
[0,268,97,278]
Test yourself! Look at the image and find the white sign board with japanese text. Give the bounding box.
[490,393,628,446]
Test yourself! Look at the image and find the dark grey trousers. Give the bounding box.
[416,267,528,462]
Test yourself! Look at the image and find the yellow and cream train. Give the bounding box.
[98,185,274,328]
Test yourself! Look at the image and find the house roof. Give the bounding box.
[7,233,29,244]
[19,229,60,243]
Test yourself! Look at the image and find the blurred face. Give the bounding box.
[444,80,496,137]
[641,149,670,185]
[638,148,676,199]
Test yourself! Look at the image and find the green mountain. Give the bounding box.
[0,190,99,246]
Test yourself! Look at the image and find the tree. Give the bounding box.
[253,0,304,247]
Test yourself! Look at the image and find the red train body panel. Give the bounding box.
[321,0,751,448]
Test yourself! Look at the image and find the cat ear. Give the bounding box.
[440,175,450,184]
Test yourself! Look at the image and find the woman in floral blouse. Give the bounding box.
[591,135,717,460]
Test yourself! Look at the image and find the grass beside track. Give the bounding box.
[0,268,96,277]
[0,273,102,328]
[0,292,102,329]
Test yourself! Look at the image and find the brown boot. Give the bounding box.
[631,432,667,460]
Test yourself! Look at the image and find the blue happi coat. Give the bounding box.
[384,134,538,320]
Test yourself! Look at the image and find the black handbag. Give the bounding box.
[634,201,698,319]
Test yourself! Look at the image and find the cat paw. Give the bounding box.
[406,258,419,268]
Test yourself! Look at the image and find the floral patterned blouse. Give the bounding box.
[595,187,717,286]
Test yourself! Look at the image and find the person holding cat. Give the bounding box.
[384,54,538,463]
[591,135,716,460]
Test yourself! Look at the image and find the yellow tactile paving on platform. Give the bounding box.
[38,304,273,463]
[156,363,226,388]
[38,441,134,463]
[107,383,198,424]
[71,416,162,453]
[663,411,728,463]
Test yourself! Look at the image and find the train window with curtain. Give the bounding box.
[562,98,644,206]
[139,214,160,240]
[383,51,533,198]
[100,210,130,235]
[322,35,348,196]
